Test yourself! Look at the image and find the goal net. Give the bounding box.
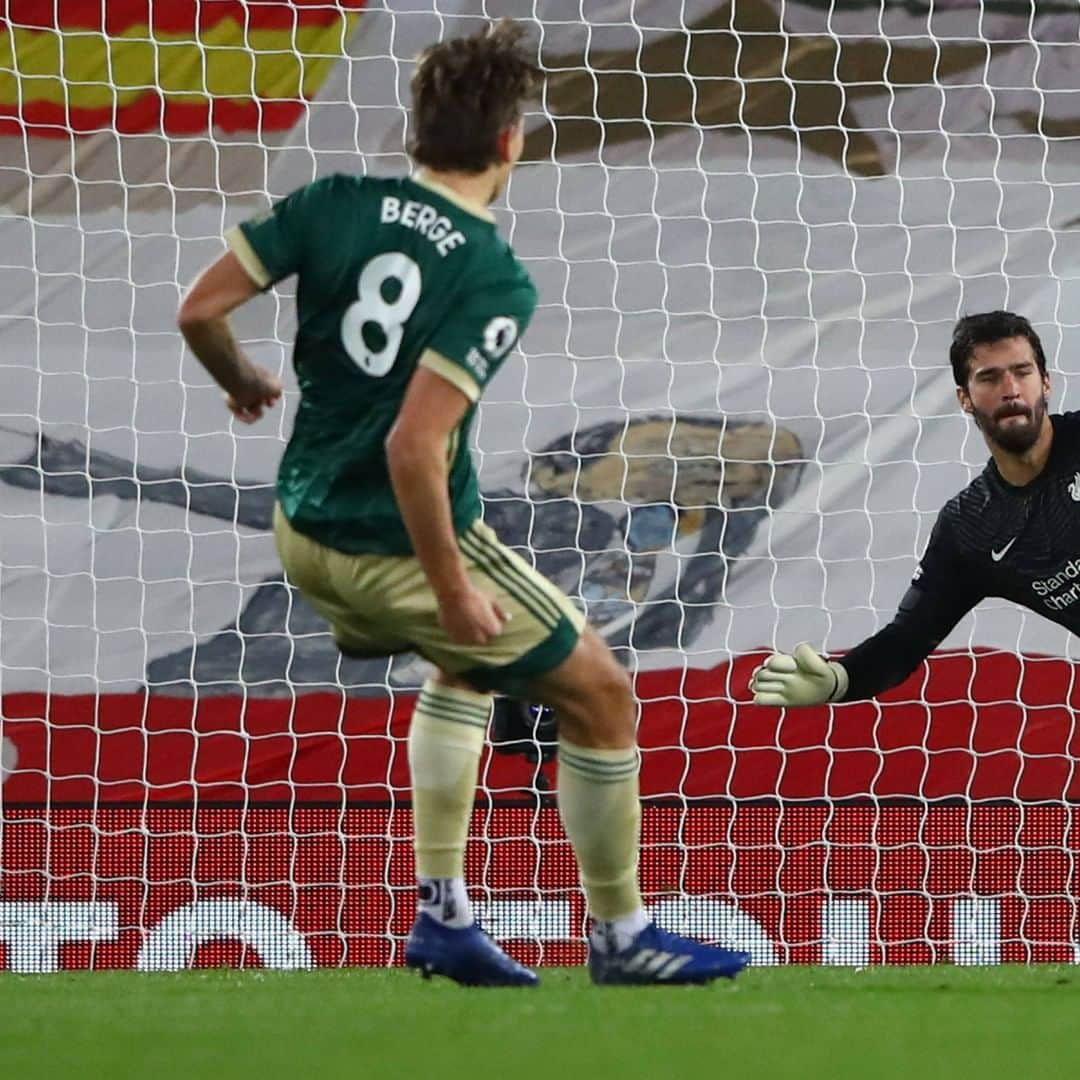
[3,0,1080,971]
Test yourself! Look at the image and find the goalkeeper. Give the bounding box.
[177,20,748,987]
[752,311,1078,708]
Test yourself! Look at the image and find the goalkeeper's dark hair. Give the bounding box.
[950,310,1048,387]
[409,19,542,173]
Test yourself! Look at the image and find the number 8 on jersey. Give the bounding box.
[341,252,423,377]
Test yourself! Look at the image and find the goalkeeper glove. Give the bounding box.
[750,643,849,707]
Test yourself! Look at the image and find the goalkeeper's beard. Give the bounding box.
[972,393,1048,455]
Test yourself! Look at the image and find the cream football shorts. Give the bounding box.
[273,504,585,696]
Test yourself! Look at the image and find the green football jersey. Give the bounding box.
[226,172,537,555]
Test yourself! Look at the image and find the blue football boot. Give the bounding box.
[589,922,751,986]
[405,913,539,987]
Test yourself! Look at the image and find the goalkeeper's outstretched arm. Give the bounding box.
[835,578,979,700]
[752,566,981,706]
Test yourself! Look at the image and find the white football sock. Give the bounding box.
[417,876,474,929]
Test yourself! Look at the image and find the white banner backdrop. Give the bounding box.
[3,0,1080,695]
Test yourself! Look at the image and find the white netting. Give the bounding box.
[3,0,1080,970]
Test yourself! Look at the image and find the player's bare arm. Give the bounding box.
[386,364,508,646]
[178,251,283,423]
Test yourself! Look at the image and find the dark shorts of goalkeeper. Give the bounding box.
[273,505,585,698]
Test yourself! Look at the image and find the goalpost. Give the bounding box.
[2,0,1080,970]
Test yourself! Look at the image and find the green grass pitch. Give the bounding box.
[3,966,1077,1080]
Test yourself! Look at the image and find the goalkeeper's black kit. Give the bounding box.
[839,412,1080,701]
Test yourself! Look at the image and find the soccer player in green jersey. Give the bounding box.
[177,20,749,986]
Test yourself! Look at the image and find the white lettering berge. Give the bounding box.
[380,196,466,257]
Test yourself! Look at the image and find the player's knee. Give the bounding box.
[559,659,636,747]
[599,662,634,713]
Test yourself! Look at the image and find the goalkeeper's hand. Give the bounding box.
[750,643,849,707]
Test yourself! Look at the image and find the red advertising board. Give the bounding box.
[1,806,1078,971]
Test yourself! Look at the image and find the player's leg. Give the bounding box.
[407,668,488,931]
[524,628,643,938]
[524,632,751,985]
[403,668,536,986]
[409,521,749,985]
[273,508,535,985]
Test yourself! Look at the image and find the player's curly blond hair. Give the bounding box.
[409,19,542,173]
